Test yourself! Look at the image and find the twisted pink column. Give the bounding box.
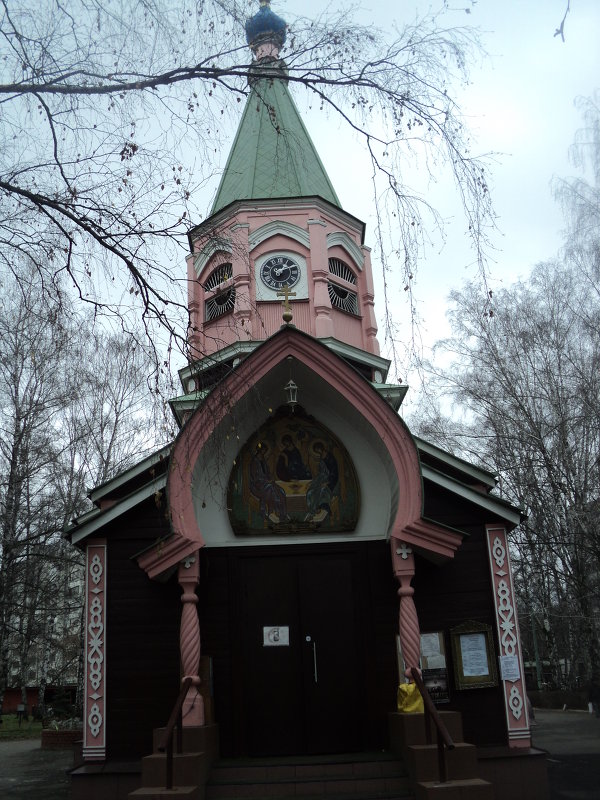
[178,554,204,726]
[391,538,421,678]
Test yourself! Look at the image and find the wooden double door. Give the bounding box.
[238,553,364,756]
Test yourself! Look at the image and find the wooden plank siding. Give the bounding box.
[416,481,508,745]
[104,500,180,759]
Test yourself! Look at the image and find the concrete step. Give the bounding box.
[129,786,201,800]
[206,753,412,800]
[389,713,464,751]
[407,743,479,782]
[141,751,210,787]
[415,777,494,800]
[153,724,220,761]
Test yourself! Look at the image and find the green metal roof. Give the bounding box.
[211,74,341,214]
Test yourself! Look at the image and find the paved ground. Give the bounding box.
[0,709,598,799]
[0,738,72,799]
[530,708,600,800]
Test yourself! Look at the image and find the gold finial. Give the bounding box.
[277,286,296,324]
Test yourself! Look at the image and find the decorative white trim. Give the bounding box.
[326,231,365,270]
[249,220,310,251]
[88,703,103,737]
[70,475,167,544]
[492,535,506,568]
[83,542,107,760]
[497,579,518,655]
[486,526,531,748]
[423,467,522,526]
[415,438,498,489]
[193,237,233,277]
[88,445,171,506]
[88,596,104,690]
[508,684,524,720]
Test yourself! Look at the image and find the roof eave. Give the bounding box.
[421,463,524,527]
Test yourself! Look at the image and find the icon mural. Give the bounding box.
[227,409,360,534]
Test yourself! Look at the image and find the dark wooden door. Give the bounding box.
[240,554,361,756]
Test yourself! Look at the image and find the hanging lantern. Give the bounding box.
[284,378,298,411]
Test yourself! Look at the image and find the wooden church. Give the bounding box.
[68,3,548,798]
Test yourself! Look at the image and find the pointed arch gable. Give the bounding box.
[167,327,462,559]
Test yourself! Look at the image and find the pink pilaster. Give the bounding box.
[187,252,202,358]
[360,247,380,355]
[486,525,531,747]
[391,538,421,678]
[178,554,204,726]
[308,218,334,338]
[231,223,252,328]
[83,540,107,760]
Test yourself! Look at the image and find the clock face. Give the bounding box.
[260,255,301,290]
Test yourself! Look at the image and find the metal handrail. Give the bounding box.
[157,677,194,790]
[410,667,455,783]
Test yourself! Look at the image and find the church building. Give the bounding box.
[68,3,548,799]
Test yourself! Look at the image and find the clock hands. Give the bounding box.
[260,256,300,290]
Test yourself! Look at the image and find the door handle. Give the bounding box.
[305,635,318,683]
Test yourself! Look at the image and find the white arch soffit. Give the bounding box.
[326,232,364,270]
[188,362,399,547]
[249,221,310,252]
[193,237,233,277]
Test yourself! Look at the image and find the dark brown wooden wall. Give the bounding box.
[104,500,181,759]
[416,481,508,745]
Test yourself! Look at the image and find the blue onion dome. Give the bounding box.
[245,0,287,52]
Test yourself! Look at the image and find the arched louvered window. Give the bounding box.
[204,263,232,291]
[328,258,356,285]
[327,258,359,315]
[204,263,236,321]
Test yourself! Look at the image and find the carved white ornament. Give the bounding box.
[88,702,103,737]
[492,536,506,568]
[396,543,412,560]
[90,554,103,584]
[497,579,517,656]
[88,595,104,690]
[508,684,523,720]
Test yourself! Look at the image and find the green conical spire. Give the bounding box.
[211,73,341,214]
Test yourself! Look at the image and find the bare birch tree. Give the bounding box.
[0,264,171,715]
[410,93,600,686]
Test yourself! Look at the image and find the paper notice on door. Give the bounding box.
[500,655,521,682]
[420,632,446,669]
[460,633,489,676]
[263,626,290,646]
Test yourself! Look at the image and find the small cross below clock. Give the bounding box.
[277,287,296,323]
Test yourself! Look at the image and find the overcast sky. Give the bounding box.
[262,0,600,381]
